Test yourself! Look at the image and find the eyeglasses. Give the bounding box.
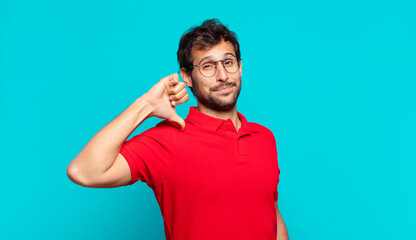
[189,56,241,77]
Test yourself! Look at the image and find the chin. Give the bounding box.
[208,94,239,111]
[194,82,241,112]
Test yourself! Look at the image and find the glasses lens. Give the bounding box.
[224,58,239,73]
[198,57,240,77]
[199,61,216,77]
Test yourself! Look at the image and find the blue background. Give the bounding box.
[1,0,415,239]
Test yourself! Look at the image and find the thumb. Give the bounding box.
[168,113,186,131]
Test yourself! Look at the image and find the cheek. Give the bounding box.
[193,79,211,92]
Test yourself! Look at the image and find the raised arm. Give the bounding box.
[66,73,189,188]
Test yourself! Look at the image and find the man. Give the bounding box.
[67,19,288,240]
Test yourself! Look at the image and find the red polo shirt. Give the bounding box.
[120,107,280,240]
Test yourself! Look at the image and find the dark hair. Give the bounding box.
[177,19,241,74]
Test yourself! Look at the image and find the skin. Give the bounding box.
[67,38,288,239]
[181,39,243,130]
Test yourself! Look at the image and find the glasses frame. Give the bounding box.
[188,58,241,78]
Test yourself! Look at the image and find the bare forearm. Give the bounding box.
[276,202,289,240]
[277,220,289,240]
[68,96,152,180]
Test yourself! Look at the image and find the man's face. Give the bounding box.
[184,39,242,112]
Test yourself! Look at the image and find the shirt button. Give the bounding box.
[225,122,230,126]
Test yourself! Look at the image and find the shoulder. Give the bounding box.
[247,122,278,156]
[127,120,181,142]
[248,122,274,135]
[247,122,277,141]
[122,120,182,154]
[139,120,181,137]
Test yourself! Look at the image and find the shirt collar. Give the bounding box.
[185,107,258,134]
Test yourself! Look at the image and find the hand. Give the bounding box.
[143,73,189,130]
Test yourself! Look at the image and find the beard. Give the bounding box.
[191,76,242,112]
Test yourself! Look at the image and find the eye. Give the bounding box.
[201,62,215,70]
[224,59,234,66]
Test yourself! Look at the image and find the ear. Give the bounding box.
[180,68,193,88]
[239,60,243,75]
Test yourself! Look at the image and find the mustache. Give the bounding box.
[210,82,237,91]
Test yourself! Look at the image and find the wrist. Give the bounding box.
[131,96,154,124]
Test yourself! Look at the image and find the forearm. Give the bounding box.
[68,96,152,181]
[276,203,289,240]
[277,219,289,240]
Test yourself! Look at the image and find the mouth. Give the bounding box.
[211,83,236,94]
[214,86,233,94]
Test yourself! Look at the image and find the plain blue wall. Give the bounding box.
[1,0,415,239]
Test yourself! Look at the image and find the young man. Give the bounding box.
[67,19,288,240]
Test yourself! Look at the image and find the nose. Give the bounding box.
[215,61,229,82]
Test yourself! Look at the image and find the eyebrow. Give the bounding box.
[198,52,236,64]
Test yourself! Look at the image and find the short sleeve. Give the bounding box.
[274,171,280,202]
[119,134,167,188]
[273,190,278,202]
[274,151,280,202]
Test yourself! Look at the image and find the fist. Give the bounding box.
[143,73,189,130]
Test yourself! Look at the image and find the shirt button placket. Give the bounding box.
[236,139,240,161]
[235,123,240,162]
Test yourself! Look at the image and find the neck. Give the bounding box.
[196,104,241,131]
